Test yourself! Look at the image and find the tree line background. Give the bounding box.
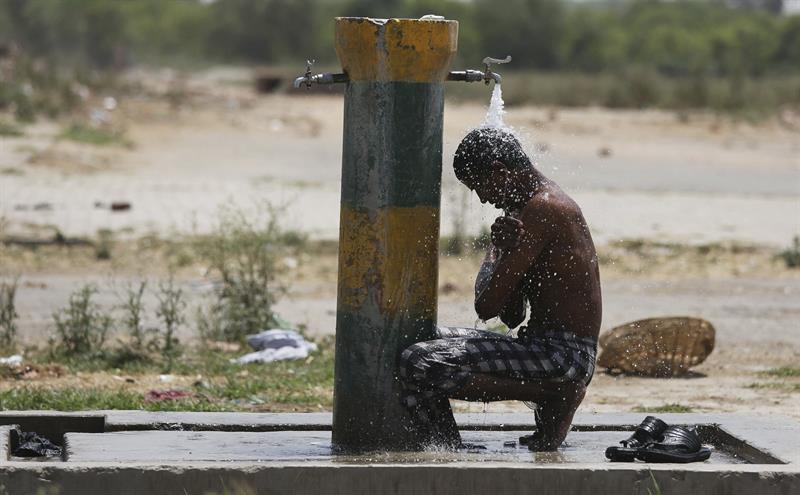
[0,0,798,115]
[1,0,797,76]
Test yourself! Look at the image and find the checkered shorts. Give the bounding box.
[398,326,597,415]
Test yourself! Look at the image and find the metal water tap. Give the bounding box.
[293,59,315,89]
[481,56,511,85]
[293,59,349,89]
[446,55,511,85]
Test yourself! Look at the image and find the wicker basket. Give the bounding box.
[597,317,715,377]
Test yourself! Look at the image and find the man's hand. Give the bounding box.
[499,287,526,329]
[491,216,525,249]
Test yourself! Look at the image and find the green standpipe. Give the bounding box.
[331,17,459,451]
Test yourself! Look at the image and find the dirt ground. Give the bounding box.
[1,67,799,419]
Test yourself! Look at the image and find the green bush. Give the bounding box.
[51,285,111,356]
[195,204,303,343]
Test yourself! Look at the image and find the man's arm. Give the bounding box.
[475,245,499,299]
[475,244,527,327]
[499,286,526,328]
[474,202,556,321]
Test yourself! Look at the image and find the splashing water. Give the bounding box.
[481,84,507,129]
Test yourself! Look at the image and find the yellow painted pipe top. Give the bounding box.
[335,17,459,83]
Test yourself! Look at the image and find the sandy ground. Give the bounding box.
[1,68,799,418]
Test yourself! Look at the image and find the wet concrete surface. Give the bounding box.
[63,430,745,464]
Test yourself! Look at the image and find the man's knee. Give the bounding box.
[399,343,434,382]
[399,341,454,385]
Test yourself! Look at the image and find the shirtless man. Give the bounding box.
[399,128,602,451]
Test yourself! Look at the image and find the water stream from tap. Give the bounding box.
[480,83,507,129]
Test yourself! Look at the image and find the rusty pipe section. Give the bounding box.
[447,69,502,84]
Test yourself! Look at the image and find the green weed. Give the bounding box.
[778,237,800,269]
[60,124,130,147]
[762,367,800,378]
[155,276,185,371]
[0,278,19,351]
[194,204,304,343]
[117,280,151,352]
[51,285,112,356]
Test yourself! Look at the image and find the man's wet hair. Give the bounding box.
[453,128,533,184]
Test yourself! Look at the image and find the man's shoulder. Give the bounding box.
[523,186,581,222]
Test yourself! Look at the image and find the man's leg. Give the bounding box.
[436,329,591,451]
[398,338,471,448]
[453,375,586,451]
[399,329,590,451]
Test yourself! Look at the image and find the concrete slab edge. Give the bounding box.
[0,462,796,495]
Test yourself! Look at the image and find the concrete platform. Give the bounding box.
[62,430,749,464]
[0,411,797,494]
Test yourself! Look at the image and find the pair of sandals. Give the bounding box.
[605,416,711,463]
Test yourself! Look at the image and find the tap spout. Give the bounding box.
[485,71,502,85]
[293,75,309,89]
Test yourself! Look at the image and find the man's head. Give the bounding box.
[453,128,535,209]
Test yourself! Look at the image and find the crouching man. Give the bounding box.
[399,128,602,451]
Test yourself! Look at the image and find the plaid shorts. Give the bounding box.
[398,326,597,414]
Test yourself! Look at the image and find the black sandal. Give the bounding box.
[605,416,668,462]
[635,425,711,463]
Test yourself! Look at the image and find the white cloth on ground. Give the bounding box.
[232,329,317,364]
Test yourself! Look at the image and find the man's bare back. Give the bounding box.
[499,183,602,341]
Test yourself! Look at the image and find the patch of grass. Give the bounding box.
[2,338,335,412]
[0,120,23,137]
[761,367,800,378]
[747,382,800,392]
[0,167,24,176]
[633,403,694,413]
[0,386,223,412]
[60,124,130,147]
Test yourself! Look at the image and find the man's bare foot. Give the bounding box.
[527,382,586,452]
